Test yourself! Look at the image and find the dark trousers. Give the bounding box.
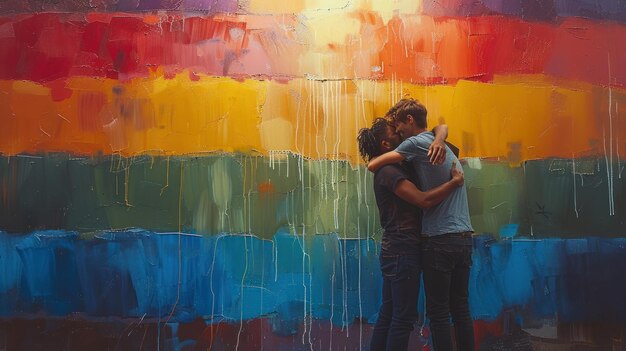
[422,233,474,351]
[370,254,420,351]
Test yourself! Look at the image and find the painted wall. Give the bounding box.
[1,1,626,350]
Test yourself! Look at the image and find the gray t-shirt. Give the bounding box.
[395,131,473,236]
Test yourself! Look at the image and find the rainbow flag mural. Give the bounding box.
[1,1,626,350]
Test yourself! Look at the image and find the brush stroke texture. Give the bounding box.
[0,0,236,14]
[1,76,625,161]
[1,14,626,86]
[2,0,626,23]
[1,155,624,238]
[422,0,626,22]
[2,231,626,327]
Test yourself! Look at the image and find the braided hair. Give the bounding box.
[357,118,390,162]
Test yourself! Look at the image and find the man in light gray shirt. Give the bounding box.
[368,99,475,351]
[394,131,473,236]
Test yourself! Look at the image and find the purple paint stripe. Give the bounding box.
[422,0,626,23]
[0,0,237,14]
[2,0,626,24]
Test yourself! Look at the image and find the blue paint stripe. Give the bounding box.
[2,230,626,326]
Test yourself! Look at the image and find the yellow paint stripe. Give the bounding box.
[0,73,623,164]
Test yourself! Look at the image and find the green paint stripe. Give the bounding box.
[0,154,623,238]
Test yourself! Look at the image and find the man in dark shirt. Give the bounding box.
[358,117,464,351]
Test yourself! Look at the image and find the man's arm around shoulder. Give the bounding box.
[367,151,405,172]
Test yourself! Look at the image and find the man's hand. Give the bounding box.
[428,139,447,165]
[450,162,464,187]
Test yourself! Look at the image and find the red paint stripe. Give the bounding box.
[0,13,625,87]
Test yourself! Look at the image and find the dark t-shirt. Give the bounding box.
[373,164,422,255]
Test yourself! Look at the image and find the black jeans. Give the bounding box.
[370,254,420,351]
[422,233,474,351]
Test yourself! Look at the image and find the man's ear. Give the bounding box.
[406,114,414,125]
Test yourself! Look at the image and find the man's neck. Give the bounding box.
[410,128,427,137]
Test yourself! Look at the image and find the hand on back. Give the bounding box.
[450,162,464,187]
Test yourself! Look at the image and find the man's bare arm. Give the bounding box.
[429,124,448,165]
[432,124,448,141]
[367,151,404,172]
[393,162,464,208]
